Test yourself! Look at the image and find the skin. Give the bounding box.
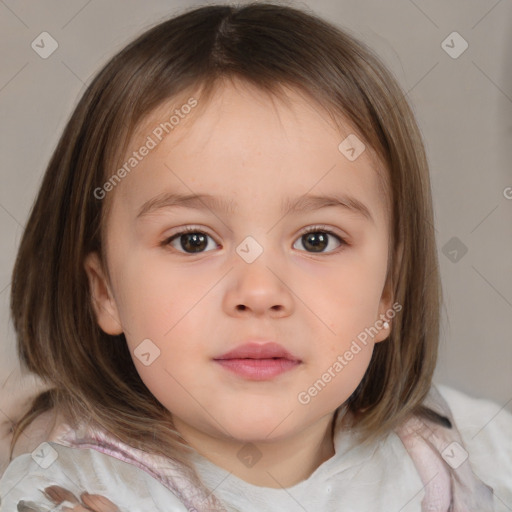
[43,485,120,511]
[84,79,393,489]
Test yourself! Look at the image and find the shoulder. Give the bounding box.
[436,383,512,502]
[0,441,190,511]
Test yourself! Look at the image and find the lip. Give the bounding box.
[214,342,301,361]
[213,342,302,381]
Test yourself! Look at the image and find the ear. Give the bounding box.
[374,240,402,344]
[83,252,123,335]
[373,290,393,343]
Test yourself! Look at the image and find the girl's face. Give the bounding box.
[85,80,393,446]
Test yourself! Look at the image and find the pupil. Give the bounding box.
[304,232,327,252]
[182,233,206,252]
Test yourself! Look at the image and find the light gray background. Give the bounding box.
[1,0,511,415]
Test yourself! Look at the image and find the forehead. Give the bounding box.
[107,80,390,226]
[128,79,383,167]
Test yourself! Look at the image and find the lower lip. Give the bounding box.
[214,358,301,380]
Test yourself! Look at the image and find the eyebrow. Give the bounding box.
[136,192,373,222]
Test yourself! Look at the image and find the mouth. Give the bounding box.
[213,342,302,380]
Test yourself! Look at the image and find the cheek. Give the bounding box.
[113,259,212,383]
[306,243,387,383]
[125,316,213,421]
[111,253,212,338]
[298,336,374,412]
[319,253,387,331]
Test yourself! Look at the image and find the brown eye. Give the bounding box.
[293,228,345,253]
[165,230,218,254]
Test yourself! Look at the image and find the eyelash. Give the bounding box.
[162,225,348,255]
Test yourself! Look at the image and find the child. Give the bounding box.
[1,2,511,511]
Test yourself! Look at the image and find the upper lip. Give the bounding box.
[213,342,301,362]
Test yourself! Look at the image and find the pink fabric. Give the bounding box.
[395,386,494,511]
[49,386,494,511]
[50,422,226,511]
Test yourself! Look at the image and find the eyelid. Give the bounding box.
[297,224,346,238]
[163,224,347,242]
[162,224,220,245]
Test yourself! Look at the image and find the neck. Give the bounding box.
[174,412,337,488]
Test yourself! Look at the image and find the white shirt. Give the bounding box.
[0,384,511,511]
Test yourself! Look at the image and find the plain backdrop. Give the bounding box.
[1,0,511,421]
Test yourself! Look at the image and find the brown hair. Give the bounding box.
[10,0,442,500]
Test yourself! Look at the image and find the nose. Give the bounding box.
[223,252,295,318]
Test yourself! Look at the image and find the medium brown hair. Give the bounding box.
[10,0,442,497]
